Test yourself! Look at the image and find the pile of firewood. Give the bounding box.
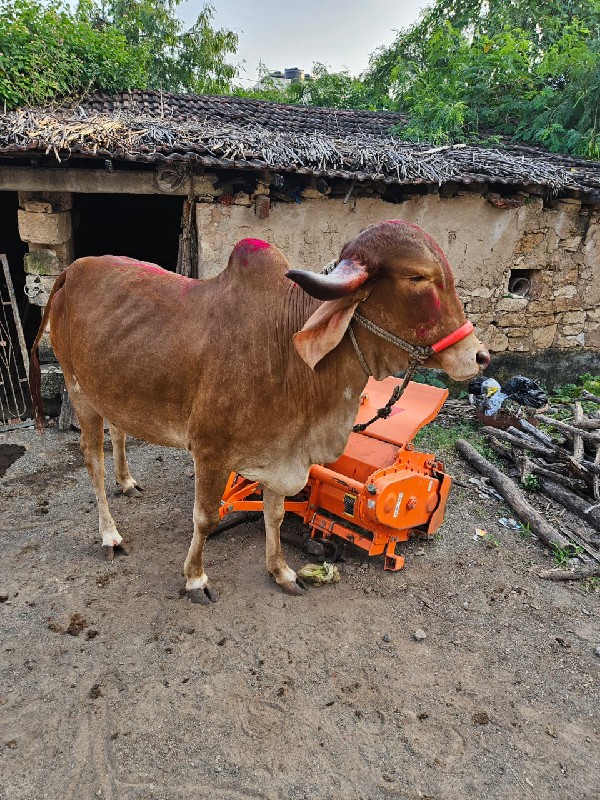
[455,390,600,580]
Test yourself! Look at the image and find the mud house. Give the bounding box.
[1,89,599,406]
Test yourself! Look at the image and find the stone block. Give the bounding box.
[24,249,61,276]
[497,313,529,328]
[38,332,56,364]
[254,182,270,196]
[25,274,56,306]
[18,190,72,211]
[495,297,530,312]
[477,324,508,353]
[505,327,529,337]
[508,338,531,352]
[560,235,583,252]
[18,209,72,245]
[301,187,328,200]
[560,310,586,324]
[586,327,600,348]
[553,284,577,298]
[562,324,584,336]
[30,240,75,269]
[233,192,252,206]
[532,324,557,349]
[529,313,556,326]
[40,364,64,402]
[22,200,53,213]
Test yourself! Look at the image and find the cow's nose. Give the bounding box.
[476,348,491,369]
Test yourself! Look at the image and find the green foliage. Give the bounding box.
[552,543,583,566]
[235,62,388,111]
[365,0,600,156]
[551,373,600,415]
[522,473,540,492]
[0,0,146,108]
[0,0,238,109]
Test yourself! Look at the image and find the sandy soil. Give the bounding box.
[0,425,598,800]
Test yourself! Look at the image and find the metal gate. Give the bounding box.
[0,254,28,424]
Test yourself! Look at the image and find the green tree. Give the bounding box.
[366,0,600,156]
[0,0,146,109]
[0,0,238,110]
[235,62,389,111]
[97,1,238,93]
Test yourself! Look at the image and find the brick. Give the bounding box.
[18,210,72,245]
[22,200,53,213]
[255,195,270,219]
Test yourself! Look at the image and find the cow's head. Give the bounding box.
[286,220,490,381]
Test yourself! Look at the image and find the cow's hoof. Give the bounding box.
[124,485,144,498]
[102,542,130,561]
[279,577,307,596]
[188,585,218,605]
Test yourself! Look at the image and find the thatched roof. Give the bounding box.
[1,90,599,198]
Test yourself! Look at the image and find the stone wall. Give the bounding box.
[196,189,600,356]
[16,190,74,407]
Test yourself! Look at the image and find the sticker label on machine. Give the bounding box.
[344,493,356,516]
[393,492,404,518]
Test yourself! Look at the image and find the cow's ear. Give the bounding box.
[293,293,367,369]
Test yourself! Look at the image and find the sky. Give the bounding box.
[180,1,428,83]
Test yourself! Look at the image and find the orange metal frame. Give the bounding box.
[219,378,452,570]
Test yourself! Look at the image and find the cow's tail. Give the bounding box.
[29,269,68,432]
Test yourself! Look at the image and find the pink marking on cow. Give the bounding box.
[234,238,271,267]
[235,238,271,254]
[415,322,434,340]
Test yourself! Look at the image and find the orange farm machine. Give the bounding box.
[216,377,452,570]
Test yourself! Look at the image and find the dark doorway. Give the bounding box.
[0,191,39,350]
[73,193,183,270]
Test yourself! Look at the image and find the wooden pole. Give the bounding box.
[455,439,572,551]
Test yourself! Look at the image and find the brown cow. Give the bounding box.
[29,220,489,604]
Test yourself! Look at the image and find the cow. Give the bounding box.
[29,220,490,604]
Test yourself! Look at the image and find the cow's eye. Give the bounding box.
[410,275,428,283]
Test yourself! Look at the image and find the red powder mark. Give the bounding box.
[235,238,271,253]
[415,322,434,340]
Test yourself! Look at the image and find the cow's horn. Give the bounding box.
[286,259,370,301]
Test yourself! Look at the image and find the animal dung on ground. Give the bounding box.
[296,562,341,586]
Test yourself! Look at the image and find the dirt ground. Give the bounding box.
[0,423,599,800]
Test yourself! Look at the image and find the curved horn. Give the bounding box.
[285,259,370,300]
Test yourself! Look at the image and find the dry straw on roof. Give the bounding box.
[0,106,592,192]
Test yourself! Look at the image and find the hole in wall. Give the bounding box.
[508,268,536,297]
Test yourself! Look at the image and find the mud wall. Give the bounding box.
[196,192,600,357]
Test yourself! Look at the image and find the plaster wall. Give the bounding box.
[196,194,600,356]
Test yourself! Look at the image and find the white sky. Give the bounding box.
[180,1,429,82]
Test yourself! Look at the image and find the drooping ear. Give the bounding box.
[293,292,368,369]
[286,258,370,300]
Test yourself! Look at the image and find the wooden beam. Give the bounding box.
[0,166,198,195]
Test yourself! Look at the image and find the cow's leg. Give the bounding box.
[108,422,143,497]
[183,455,225,605]
[263,487,306,596]
[75,404,128,559]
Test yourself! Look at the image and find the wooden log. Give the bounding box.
[519,418,554,446]
[537,479,600,534]
[539,564,600,581]
[482,426,600,481]
[537,414,600,445]
[455,439,572,551]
